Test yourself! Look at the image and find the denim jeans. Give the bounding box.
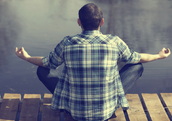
[37,63,144,121]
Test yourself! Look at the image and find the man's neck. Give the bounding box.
[81,26,101,31]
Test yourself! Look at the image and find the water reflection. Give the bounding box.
[0,0,20,66]
[93,0,172,94]
[95,0,172,53]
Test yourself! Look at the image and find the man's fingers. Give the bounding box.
[164,48,171,58]
[15,47,20,56]
[166,48,170,54]
[21,47,24,51]
[162,48,170,54]
[21,47,26,53]
[15,47,24,56]
[15,47,18,53]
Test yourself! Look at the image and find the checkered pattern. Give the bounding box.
[42,30,141,121]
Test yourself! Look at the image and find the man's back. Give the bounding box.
[64,44,119,120]
[50,30,141,120]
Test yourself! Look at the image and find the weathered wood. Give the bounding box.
[19,94,41,121]
[42,93,60,121]
[142,93,170,121]
[0,93,21,121]
[108,108,126,121]
[126,94,147,121]
[160,93,172,120]
[0,93,171,121]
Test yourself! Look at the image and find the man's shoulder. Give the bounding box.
[60,34,81,46]
[61,33,122,45]
[100,34,122,44]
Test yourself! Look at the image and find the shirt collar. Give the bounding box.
[81,30,102,35]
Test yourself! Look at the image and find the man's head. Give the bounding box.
[78,3,104,30]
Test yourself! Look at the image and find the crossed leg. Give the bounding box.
[37,63,143,94]
[37,63,144,121]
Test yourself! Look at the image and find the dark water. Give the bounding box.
[0,0,172,97]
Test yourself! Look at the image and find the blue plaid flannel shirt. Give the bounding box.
[42,30,141,121]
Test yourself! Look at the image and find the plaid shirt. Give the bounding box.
[42,30,141,121]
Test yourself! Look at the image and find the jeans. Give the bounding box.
[37,63,144,121]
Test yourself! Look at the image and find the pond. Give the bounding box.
[0,0,172,97]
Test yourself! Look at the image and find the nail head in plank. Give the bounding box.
[160,93,172,119]
[0,93,21,121]
[142,93,170,121]
[126,94,147,121]
[19,94,41,121]
[42,93,60,121]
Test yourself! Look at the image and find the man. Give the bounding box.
[15,3,170,121]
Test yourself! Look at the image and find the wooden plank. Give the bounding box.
[142,93,170,121]
[126,94,147,121]
[108,108,126,121]
[19,94,41,121]
[160,93,172,120]
[0,93,21,121]
[42,93,60,121]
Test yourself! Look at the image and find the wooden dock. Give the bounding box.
[0,93,172,121]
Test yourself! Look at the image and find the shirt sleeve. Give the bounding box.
[42,38,66,69]
[117,36,141,63]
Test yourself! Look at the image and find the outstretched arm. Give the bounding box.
[15,47,44,67]
[138,48,171,63]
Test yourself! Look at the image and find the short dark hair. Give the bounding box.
[79,3,103,30]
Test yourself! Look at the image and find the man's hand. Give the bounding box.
[15,47,31,60]
[158,48,171,59]
[15,47,44,66]
[139,48,171,63]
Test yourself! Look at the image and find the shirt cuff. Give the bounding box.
[127,50,141,64]
[131,51,141,63]
[42,56,49,68]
